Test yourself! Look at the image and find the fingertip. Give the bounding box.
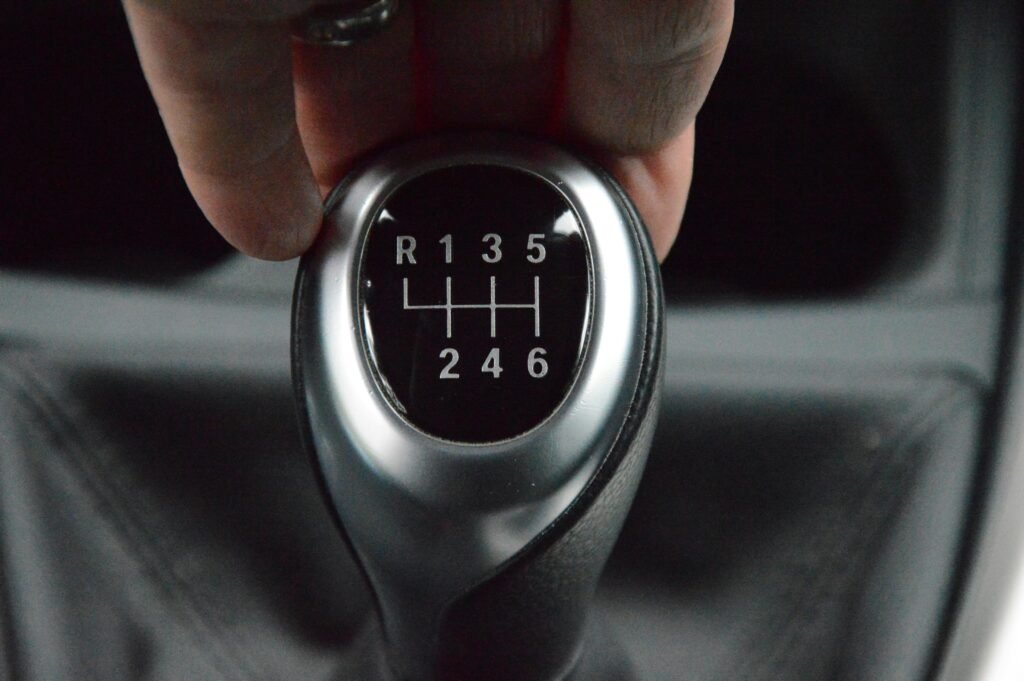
[650,217,682,263]
[602,125,695,263]
[183,153,323,261]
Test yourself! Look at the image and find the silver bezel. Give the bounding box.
[294,134,647,589]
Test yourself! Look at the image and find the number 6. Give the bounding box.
[528,347,548,378]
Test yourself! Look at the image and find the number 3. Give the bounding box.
[482,233,502,263]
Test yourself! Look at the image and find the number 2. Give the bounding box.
[439,348,460,379]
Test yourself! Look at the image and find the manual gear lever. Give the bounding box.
[292,134,663,681]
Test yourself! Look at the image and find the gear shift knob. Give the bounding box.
[292,135,663,681]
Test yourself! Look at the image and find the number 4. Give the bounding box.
[481,348,503,378]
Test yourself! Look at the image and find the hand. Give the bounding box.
[123,0,732,261]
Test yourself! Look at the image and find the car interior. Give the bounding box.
[1,0,1021,679]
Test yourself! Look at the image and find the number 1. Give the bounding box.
[439,234,453,264]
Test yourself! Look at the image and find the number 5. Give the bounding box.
[527,234,546,263]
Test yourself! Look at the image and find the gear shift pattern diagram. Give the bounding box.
[360,165,591,441]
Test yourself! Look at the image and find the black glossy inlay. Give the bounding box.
[360,165,590,442]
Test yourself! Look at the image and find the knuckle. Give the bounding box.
[570,0,733,155]
[581,0,733,68]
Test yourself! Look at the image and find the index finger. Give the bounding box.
[123,1,322,260]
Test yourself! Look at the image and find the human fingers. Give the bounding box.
[292,7,415,195]
[123,0,321,260]
[416,0,564,129]
[565,0,733,260]
[606,124,695,261]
